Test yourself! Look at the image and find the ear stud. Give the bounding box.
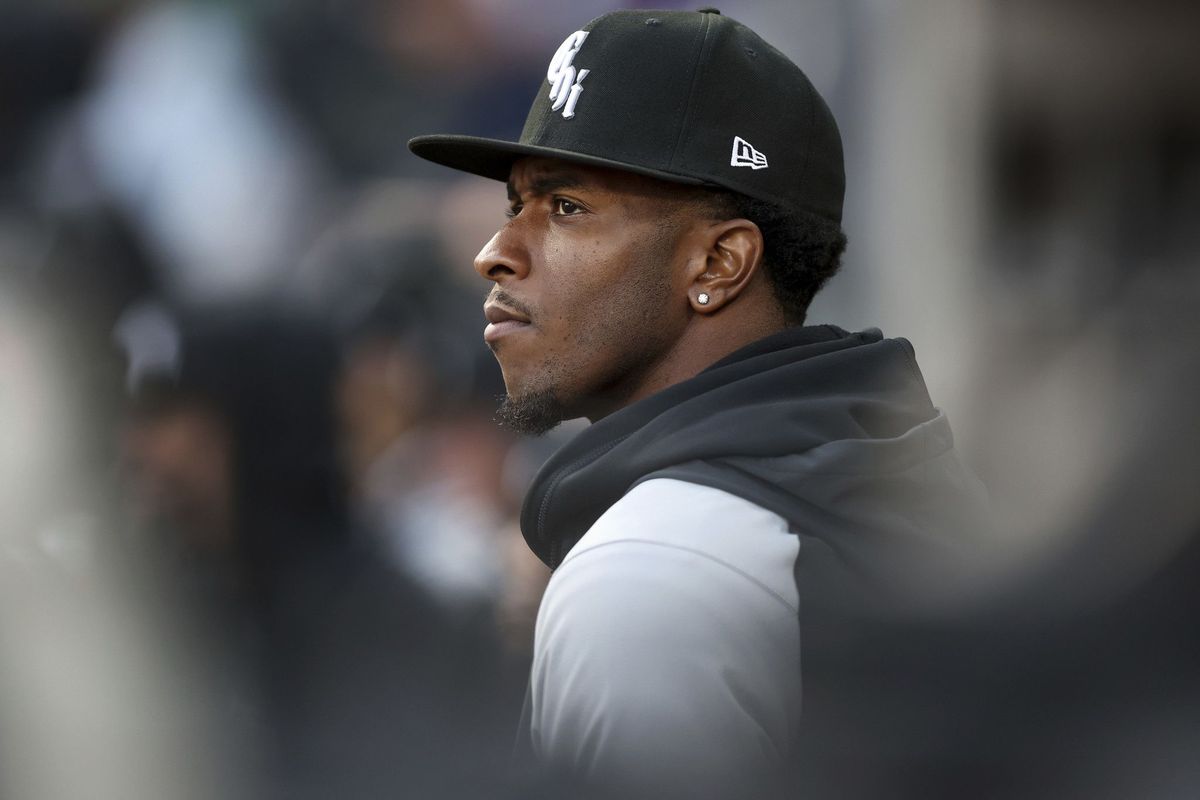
[697,292,711,306]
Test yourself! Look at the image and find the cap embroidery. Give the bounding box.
[731,136,768,170]
[547,31,591,119]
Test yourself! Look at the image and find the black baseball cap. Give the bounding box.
[408,8,844,223]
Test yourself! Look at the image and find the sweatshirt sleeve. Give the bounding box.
[527,479,801,795]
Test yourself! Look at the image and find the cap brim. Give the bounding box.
[408,134,711,188]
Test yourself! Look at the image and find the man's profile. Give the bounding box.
[410,8,988,796]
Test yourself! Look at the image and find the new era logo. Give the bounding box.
[730,136,768,170]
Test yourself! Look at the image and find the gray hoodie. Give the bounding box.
[517,325,991,797]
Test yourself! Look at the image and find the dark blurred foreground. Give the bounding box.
[2,1,1198,797]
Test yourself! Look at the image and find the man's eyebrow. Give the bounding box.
[506,173,586,201]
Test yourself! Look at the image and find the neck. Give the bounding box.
[583,298,791,422]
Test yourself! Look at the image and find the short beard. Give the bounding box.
[492,205,684,436]
[495,388,566,436]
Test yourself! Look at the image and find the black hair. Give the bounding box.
[692,189,847,325]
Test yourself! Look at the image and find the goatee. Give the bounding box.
[495,389,566,436]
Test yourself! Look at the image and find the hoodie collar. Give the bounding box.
[519,326,938,567]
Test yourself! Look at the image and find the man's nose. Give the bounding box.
[474,221,530,283]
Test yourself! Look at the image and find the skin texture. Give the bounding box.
[474,156,789,432]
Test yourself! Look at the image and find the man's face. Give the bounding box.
[120,400,234,554]
[474,157,694,432]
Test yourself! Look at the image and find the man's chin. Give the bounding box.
[495,388,567,436]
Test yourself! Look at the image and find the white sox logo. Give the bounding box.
[547,31,590,119]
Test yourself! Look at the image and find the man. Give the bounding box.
[409,8,989,797]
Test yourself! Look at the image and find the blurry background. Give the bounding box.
[1,0,1197,797]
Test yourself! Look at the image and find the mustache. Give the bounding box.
[486,288,536,321]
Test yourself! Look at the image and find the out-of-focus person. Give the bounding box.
[115,300,514,798]
[303,186,553,662]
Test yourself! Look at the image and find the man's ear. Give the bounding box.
[683,218,764,313]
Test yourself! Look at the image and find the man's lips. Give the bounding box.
[483,302,532,343]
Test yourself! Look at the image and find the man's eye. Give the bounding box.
[553,198,582,215]
[505,204,522,219]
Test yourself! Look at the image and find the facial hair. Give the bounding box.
[495,385,565,436]
[492,214,683,436]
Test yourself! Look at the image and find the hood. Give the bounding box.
[521,325,990,609]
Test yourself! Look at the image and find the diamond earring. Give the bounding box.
[697,292,711,305]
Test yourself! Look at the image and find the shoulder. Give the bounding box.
[561,477,800,612]
[529,479,801,786]
[537,479,800,669]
